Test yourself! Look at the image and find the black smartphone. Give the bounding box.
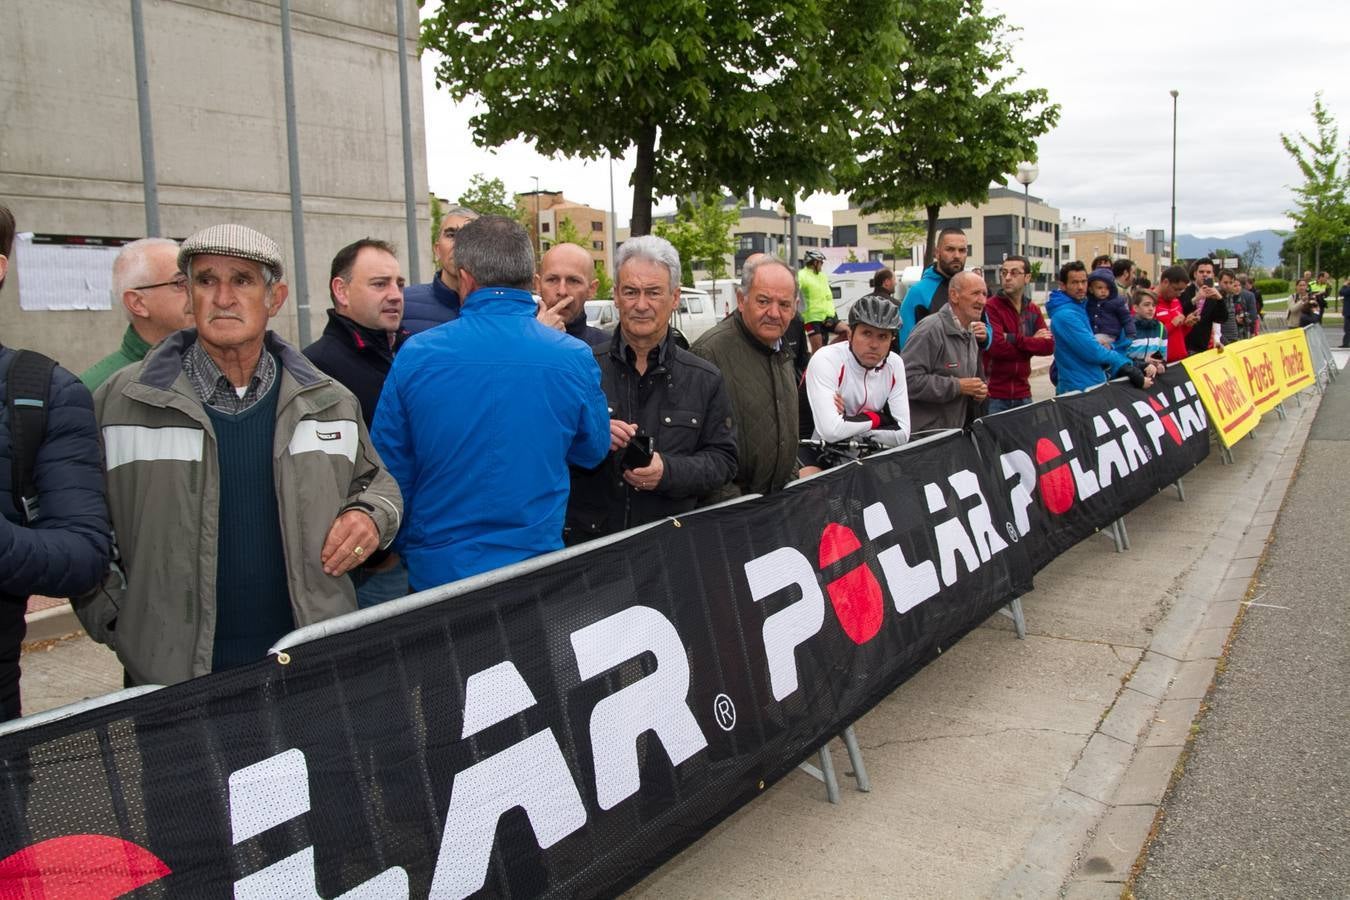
[1203,277,1214,288]
[622,434,654,470]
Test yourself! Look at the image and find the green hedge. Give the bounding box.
[1255,278,1289,296]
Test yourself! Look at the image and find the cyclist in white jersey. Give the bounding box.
[802,296,910,471]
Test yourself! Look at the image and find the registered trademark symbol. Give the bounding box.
[1005,521,1019,543]
[713,693,736,731]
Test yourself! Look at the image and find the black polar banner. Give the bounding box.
[970,366,1210,574]
[0,378,1209,898]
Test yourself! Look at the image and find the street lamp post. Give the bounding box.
[1170,89,1179,264]
[532,175,542,253]
[1015,162,1039,263]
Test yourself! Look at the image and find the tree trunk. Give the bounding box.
[923,204,939,266]
[629,123,658,237]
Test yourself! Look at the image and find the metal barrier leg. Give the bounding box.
[1117,517,1131,551]
[1275,402,1287,421]
[1110,518,1126,553]
[840,726,872,793]
[997,596,1027,639]
[1221,443,1234,466]
[798,742,842,804]
[1174,477,1186,502]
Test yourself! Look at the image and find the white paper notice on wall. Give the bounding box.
[14,233,123,311]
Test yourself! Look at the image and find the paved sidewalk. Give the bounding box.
[1131,369,1350,897]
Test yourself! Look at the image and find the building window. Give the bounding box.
[739,236,755,251]
[592,240,604,250]
[541,222,550,233]
[591,220,604,232]
[541,241,552,251]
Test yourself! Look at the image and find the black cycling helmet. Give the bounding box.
[849,295,900,331]
[804,249,826,264]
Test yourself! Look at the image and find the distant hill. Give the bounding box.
[1176,230,1285,268]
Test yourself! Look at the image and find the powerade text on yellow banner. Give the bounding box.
[1230,333,1284,416]
[1181,349,1260,447]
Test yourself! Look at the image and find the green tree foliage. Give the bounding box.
[883,213,925,267]
[841,0,1060,264]
[594,260,613,300]
[654,194,741,285]
[1239,240,1264,273]
[429,193,443,253]
[1280,92,1349,273]
[554,216,588,248]
[456,173,518,218]
[422,1,904,236]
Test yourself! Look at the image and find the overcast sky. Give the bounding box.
[420,0,1349,240]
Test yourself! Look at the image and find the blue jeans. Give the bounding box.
[352,558,410,608]
[986,397,1031,415]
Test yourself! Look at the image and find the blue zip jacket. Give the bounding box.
[898,265,994,352]
[372,287,611,590]
[1046,290,1134,394]
[898,265,945,348]
[401,272,462,336]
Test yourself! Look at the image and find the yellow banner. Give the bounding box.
[1229,333,1285,416]
[1270,328,1316,397]
[1181,349,1261,447]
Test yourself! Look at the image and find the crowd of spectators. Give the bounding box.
[0,201,1331,714]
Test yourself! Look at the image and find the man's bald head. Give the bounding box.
[537,241,599,324]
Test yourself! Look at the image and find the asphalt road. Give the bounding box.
[1133,368,1350,897]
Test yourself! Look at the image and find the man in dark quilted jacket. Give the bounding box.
[0,203,113,721]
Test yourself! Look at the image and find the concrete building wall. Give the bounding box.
[1,0,429,373]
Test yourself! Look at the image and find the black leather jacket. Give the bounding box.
[565,330,737,542]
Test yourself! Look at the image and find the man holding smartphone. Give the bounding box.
[1179,258,1228,355]
[563,235,737,544]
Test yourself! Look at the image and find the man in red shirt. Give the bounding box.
[1156,266,1197,361]
[982,255,1054,412]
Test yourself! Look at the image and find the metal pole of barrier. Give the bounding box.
[1174,477,1186,502]
[798,744,841,804]
[997,597,1027,639]
[840,726,872,792]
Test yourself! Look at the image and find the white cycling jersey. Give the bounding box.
[804,340,910,448]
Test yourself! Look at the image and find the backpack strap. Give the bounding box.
[6,349,57,525]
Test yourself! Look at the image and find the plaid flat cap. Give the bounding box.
[178,224,284,278]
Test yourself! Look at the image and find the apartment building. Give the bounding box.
[518,190,612,274]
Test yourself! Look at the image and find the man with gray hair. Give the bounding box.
[372,215,610,587]
[81,237,194,389]
[564,235,736,543]
[402,204,479,334]
[79,224,402,686]
[691,254,801,498]
[901,269,990,431]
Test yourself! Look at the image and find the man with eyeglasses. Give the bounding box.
[81,238,194,389]
[982,255,1053,413]
[402,205,479,334]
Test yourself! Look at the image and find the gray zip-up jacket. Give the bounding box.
[76,330,402,686]
[901,304,985,432]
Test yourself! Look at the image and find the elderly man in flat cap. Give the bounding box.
[77,224,402,687]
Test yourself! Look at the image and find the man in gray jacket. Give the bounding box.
[901,270,990,432]
[79,224,402,686]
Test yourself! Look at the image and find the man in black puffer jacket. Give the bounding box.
[0,203,112,721]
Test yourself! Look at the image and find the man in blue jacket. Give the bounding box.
[372,216,611,590]
[1047,260,1155,395]
[898,227,994,353]
[0,204,112,720]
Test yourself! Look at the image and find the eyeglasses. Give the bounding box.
[133,277,188,292]
[998,268,1027,277]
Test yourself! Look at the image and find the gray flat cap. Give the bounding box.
[178,224,284,279]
